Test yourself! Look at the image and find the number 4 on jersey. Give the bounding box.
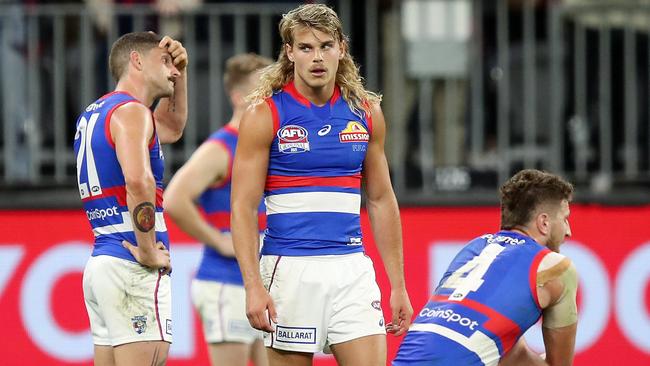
[441,243,505,301]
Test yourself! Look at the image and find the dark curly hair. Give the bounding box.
[499,169,574,230]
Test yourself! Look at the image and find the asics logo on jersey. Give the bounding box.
[278,125,310,153]
[419,307,479,330]
[318,124,332,136]
[86,206,119,221]
[339,121,369,143]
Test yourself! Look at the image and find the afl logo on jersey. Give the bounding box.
[278,125,310,153]
[339,121,369,143]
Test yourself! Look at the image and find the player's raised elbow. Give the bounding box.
[168,126,184,143]
[162,191,181,219]
[159,128,184,144]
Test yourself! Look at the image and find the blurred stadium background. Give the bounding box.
[0,0,648,365]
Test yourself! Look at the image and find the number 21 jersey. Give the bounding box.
[73,91,168,263]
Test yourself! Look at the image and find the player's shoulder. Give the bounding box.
[111,100,151,122]
[537,251,577,286]
[246,100,274,120]
[199,128,233,157]
[241,101,275,129]
[238,101,276,144]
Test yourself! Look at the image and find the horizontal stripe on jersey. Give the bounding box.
[265,174,361,191]
[265,192,360,215]
[82,185,163,207]
[92,211,167,236]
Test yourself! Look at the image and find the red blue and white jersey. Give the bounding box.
[195,126,265,285]
[74,91,168,263]
[261,81,372,256]
[393,231,551,366]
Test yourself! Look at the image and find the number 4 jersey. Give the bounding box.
[73,91,168,262]
[393,231,555,366]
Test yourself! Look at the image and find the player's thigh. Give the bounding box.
[250,339,268,366]
[93,345,115,366]
[192,280,261,344]
[327,254,386,346]
[266,348,313,366]
[84,256,114,347]
[113,340,169,366]
[260,255,328,353]
[329,334,386,366]
[207,342,251,366]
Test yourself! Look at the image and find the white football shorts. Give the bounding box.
[259,252,386,353]
[191,279,263,344]
[82,255,172,346]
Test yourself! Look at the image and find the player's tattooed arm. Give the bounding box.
[167,91,176,113]
[133,202,155,232]
[153,35,187,144]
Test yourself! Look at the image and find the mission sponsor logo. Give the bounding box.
[275,326,317,344]
[339,121,369,143]
[278,125,310,153]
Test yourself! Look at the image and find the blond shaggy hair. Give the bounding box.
[247,4,381,117]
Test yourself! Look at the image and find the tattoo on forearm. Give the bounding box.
[133,202,155,232]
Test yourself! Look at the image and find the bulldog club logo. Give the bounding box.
[339,121,369,143]
[132,315,148,334]
[278,125,310,153]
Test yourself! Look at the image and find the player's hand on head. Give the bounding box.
[245,284,276,332]
[388,288,413,337]
[122,240,172,274]
[159,36,188,71]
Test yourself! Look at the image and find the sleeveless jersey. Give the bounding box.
[195,125,265,285]
[393,231,551,366]
[74,91,168,263]
[261,81,372,256]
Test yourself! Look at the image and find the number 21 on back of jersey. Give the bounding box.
[441,243,505,301]
[75,113,102,199]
